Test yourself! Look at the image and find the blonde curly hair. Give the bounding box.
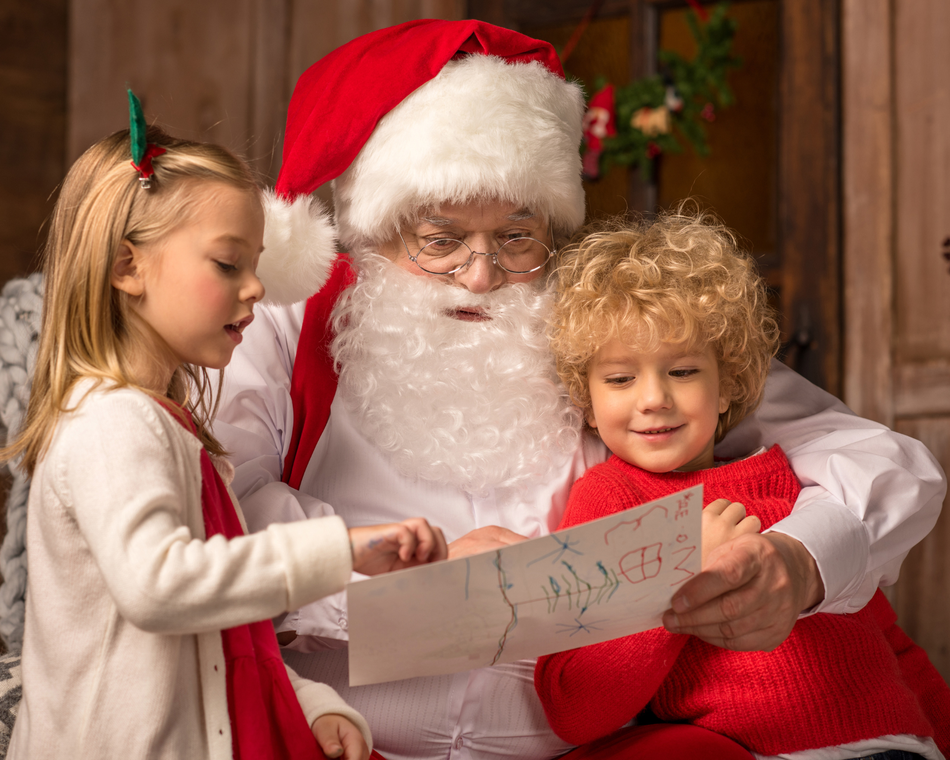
[550,207,780,441]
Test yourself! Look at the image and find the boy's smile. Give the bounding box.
[586,338,729,473]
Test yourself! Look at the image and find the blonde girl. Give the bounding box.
[4,125,446,760]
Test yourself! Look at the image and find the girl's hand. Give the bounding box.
[701,499,760,568]
[349,518,448,575]
[312,714,369,760]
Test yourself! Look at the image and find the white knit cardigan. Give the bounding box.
[9,382,371,759]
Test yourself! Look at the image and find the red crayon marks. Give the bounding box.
[618,543,663,584]
[671,545,697,586]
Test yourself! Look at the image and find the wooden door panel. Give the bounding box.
[69,0,258,163]
[893,416,950,681]
[894,0,950,364]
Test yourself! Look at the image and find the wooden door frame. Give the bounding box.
[841,0,893,425]
[467,0,843,394]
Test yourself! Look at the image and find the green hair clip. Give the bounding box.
[127,89,165,189]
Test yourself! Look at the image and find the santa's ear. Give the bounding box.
[256,189,339,305]
[111,241,146,297]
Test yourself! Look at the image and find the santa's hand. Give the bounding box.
[448,525,528,559]
[701,499,761,567]
[662,532,824,651]
[312,714,369,760]
[349,518,447,575]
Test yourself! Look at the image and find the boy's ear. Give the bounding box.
[585,407,598,429]
[718,388,731,415]
[111,241,145,297]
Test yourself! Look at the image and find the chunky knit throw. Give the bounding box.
[0,275,43,654]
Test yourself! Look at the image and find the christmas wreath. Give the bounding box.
[578,3,741,180]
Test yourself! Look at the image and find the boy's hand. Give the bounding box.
[701,499,761,567]
[312,714,369,760]
[349,518,448,575]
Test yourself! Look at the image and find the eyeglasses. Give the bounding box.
[397,225,556,275]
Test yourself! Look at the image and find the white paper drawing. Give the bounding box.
[347,484,702,686]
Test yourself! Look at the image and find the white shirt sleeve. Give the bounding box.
[213,301,355,642]
[716,360,946,614]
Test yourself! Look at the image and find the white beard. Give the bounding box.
[330,255,582,494]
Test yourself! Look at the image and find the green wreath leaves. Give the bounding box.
[584,4,740,179]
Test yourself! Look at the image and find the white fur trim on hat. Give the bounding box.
[333,54,586,251]
[258,189,338,305]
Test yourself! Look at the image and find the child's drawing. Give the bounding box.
[347,484,702,686]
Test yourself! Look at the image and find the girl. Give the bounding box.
[535,211,950,760]
[3,124,446,759]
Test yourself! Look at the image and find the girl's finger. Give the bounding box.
[397,524,418,562]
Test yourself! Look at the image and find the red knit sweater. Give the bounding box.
[535,446,950,756]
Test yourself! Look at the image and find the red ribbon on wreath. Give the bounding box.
[581,84,617,180]
[685,0,710,22]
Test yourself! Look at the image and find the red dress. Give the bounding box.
[167,404,327,760]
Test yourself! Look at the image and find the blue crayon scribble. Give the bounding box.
[545,576,562,613]
[527,533,584,567]
[561,560,593,613]
[555,617,608,636]
[607,569,622,601]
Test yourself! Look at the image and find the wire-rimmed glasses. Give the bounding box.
[397,226,556,275]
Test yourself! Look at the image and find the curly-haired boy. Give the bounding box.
[535,209,949,760]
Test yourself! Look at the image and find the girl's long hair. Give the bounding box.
[3,126,260,475]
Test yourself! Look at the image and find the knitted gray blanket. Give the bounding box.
[0,274,43,654]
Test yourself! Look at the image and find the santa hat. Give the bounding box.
[261,19,586,300]
[256,188,337,305]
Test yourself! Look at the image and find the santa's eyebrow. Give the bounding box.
[420,210,536,227]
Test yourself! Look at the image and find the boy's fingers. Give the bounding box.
[719,502,747,525]
[739,515,761,532]
[704,498,731,516]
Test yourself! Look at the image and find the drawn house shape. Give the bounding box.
[618,543,663,584]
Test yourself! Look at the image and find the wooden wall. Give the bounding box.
[0,0,464,283]
[0,0,68,281]
[69,0,464,186]
[843,0,950,680]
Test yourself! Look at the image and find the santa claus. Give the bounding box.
[215,19,945,760]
